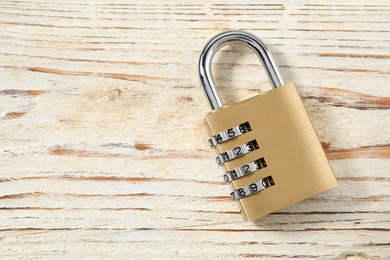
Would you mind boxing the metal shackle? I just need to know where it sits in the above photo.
[198,30,285,110]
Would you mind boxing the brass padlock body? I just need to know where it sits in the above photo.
[204,83,338,221]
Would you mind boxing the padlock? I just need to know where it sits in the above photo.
[198,31,338,221]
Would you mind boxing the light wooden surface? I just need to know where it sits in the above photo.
[0,0,389,259]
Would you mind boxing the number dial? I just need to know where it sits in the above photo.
[224,158,267,182]
[231,176,275,200]
[216,140,258,166]
[209,122,251,148]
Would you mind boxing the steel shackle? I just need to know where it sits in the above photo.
[198,30,285,110]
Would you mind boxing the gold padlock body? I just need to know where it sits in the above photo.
[204,82,338,221]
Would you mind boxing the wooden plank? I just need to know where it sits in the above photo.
[0,0,389,258]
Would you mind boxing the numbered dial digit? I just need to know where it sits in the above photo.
[216,140,258,166]
[209,122,251,148]
[224,157,267,182]
[231,176,275,200]
[249,183,258,192]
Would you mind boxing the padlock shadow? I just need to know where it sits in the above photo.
[251,193,339,230]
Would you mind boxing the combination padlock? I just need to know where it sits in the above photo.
[198,31,338,221]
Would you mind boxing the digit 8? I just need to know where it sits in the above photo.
[238,188,246,198]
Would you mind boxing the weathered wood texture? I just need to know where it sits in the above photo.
[0,0,389,259]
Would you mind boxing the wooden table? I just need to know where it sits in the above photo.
[1,0,389,258]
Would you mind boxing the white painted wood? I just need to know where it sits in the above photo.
[0,0,389,259]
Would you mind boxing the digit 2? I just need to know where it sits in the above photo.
[234,146,242,156]
[242,164,250,173]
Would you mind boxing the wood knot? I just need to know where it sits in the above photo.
[336,252,372,260]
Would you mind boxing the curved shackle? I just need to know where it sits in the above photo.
[198,30,285,110]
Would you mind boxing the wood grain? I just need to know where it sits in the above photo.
[0,0,389,259]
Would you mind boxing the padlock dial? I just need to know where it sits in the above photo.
[216,139,258,166]
[231,176,274,201]
[209,122,251,148]
[224,157,267,182]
